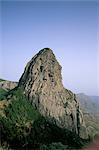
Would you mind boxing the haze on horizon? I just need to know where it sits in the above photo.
[0,1,99,96]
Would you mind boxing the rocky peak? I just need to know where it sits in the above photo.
[19,48,62,89]
[19,48,88,139]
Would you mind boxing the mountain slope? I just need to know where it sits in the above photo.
[90,96,99,108]
[76,93,99,114]
[0,48,89,149]
[0,88,86,149]
[76,93,99,140]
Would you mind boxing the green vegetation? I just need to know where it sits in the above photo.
[0,88,87,149]
[0,88,41,148]
[0,88,7,100]
[39,142,68,150]
[4,88,40,123]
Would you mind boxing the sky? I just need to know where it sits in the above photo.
[0,0,99,96]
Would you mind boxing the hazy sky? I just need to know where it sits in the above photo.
[0,1,99,96]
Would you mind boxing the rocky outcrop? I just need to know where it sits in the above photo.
[0,80,18,91]
[19,48,88,139]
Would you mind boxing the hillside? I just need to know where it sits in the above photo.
[76,93,99,114]
[76,93,99,140]
[90,96,99,107]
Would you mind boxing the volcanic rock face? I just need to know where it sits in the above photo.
[19,48,88,139]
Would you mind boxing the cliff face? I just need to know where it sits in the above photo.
[19,48,88,139]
